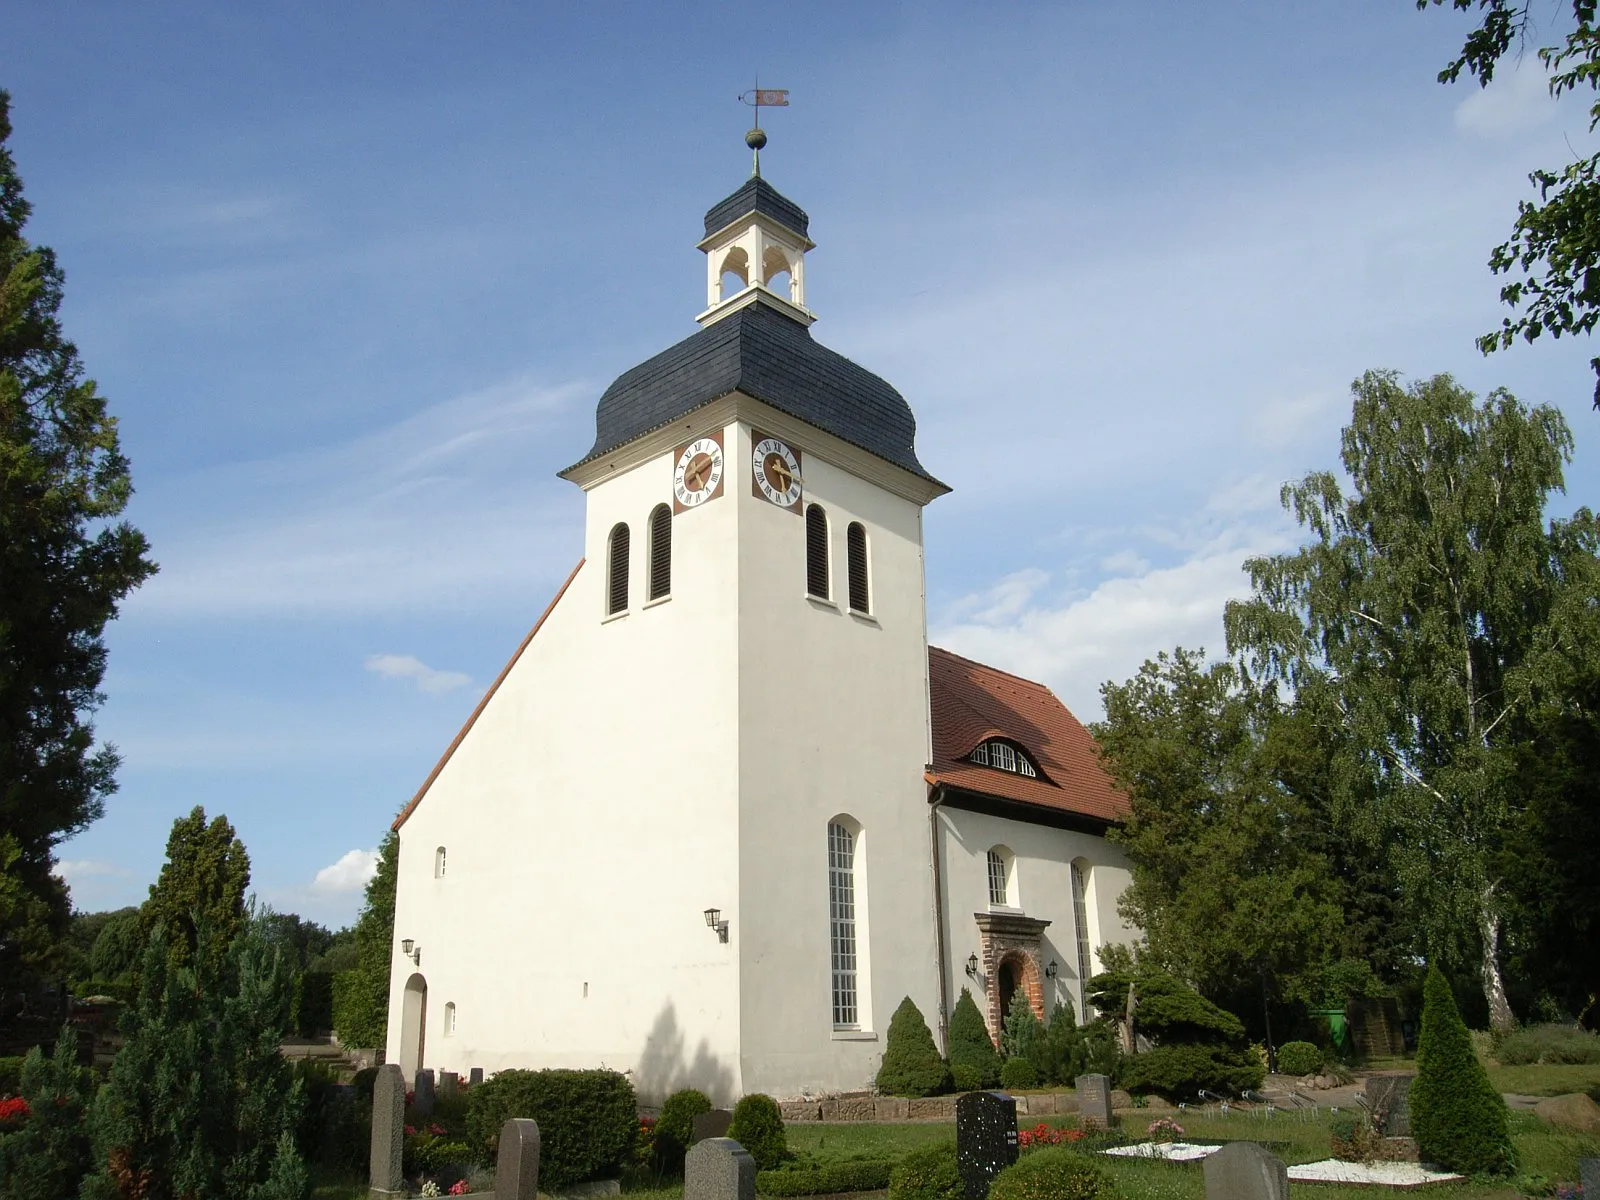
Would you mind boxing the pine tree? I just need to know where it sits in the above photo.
[141,806,251,973]
[1410,965,1515,1176]
[0,1026,98,1200]
[946,988,1000,1088]
[875,997,949,1097]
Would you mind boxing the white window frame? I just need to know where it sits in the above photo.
[1071,860,1094,1019]
[828,821,859,1029]
[434,846,447,879]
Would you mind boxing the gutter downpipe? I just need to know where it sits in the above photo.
[929,781,951,1056]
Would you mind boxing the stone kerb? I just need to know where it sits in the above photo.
[685,1137,756,1200]
[495,1117,540,1200]
[1203,1142,1288,1200]
[369,1063,406,1200]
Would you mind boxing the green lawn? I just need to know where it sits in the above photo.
[1485,1060,1600,1098]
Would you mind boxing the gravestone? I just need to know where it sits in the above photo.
[955,1091,1018,1200]
[691,1109,734,1144]
[685,1137,756,1200]
[469,1067,484,1085]
[369,1063,405,1199]
[1365,1074,1414,1137]
[1076,1073,1113,1129]
[413,1067,436,1117]
[1579,1157,1599,1198]
[1203,1142,1288,1200]
[439,1071,459,1100]
[495,1117,540,1200]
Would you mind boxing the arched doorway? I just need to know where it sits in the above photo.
[399,973,427,1077]
[998,958,1021,1027]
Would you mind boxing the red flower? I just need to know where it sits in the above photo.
[0,1097,30,1122]
[449,1183,470,1196]
[429,1123,448,1136]
[404,1125,417,1136]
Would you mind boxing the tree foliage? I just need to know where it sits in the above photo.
[1421,1,1600,405]
[0,1026,97,1200]
[142,806,251,973]
[1224,370,1598,1030]
[333,831,396,1048]
[1411,965,1516,1175]
[0,90,154,994]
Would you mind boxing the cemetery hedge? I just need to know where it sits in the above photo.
[727,1092,788,1170]
[987,1146,1122,1200]
[756,1159,895,1195]
[886,1140,961,1200]
[653,1087,711,1174]
[465,1067,636,1188]
[1275,1040,1322,1076]
[999,1058,1038,1089]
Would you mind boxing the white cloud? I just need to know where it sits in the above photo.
[1455,58,1559,137]
[55,859,132,884]
[312,848,380,894]
[365,653,472,694]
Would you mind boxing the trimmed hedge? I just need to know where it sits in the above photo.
[757,1160,894,1196]
[888,1141,961,1200]
[728,1093,787,1171]
[987,1147,1121,1200]
[999,1058,1038,1090]
[654,1087,712,1174]
[1118,1042,1264,1101]
[464,1068,636,1188]
[1411,966,1514,1176]
[876,998,949,1098]
[1276,1041,1323,1076]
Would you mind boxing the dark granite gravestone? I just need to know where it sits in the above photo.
[1365,1074,1414,1137]
[684,1138,756,1200]
[1579,1157,1599,1198]
[692,1109,733,1144]
[413,1067,436,1117]
[1203,1141,1288,1200]
[368,1064,405,1199]
[469,1067,484,1086]
[438,1071,459,1100]
[495,1118,540,1200]
[1076,1073,1113,1129]
[956,1091,1018,1200]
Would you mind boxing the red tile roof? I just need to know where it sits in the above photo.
[927,646,1128,824]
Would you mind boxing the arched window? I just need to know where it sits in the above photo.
[986,846,1015,908]
[806,505,829,600]
[827,820,858,1028]
[648,504,672,601]
[846,522,869,613]
[607,522,630,615]
[1071,859,1094,1018]
[443,1001,457,1036]
[434,847,447,879]
[969,739,1038,778]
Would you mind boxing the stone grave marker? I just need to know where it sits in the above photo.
[685,1137,755,1200]
[1203,1141,1288,1200]
[413,1067,435,1117]
[691,1109,734,1144]
[955,1091,1018,1200]
[439,1071,459,1100]
[1579,1157,1599,1197]
[1076,1073,1113,1129]
[470,1067,484,1085]
[1365,1074,1414,1137]
[369,1063,405,1199]
[495,1117,540,1200]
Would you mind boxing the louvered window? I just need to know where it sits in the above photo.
[806,504,829,599]
[846,522,869,612]
[648,504,672,601]
[607,523,630,615]
[828,821,858,1028]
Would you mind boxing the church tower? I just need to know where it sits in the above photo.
[388,144,950,1102]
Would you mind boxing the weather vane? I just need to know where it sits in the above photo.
[739,80,789,177]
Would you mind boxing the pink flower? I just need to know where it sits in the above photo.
[449,1183,470,1196]
[405,1125,417,1136]
[430,1123,448,1136]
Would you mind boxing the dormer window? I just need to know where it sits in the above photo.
[969,739,1037,778]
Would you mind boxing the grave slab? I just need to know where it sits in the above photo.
[1203,1142,1288,1200]
[685,1137,756,1200]
[956,1091,1018,1200]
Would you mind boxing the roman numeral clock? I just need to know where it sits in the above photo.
[672,431,725,512]
[751,431,802,512]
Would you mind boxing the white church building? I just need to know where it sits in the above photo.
[384,161,1139,1103]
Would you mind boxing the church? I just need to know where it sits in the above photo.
[384,148,1139,1103]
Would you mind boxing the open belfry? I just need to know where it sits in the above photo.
[387,112,1138,1102]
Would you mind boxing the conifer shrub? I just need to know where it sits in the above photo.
[947,988,1001,1089]
[1039,1003,1086,1086]
[876,997,951,1097]
[987,1146,1122,1200]
[888,1140,961,1200]
[1276,1041,1323,1076]
[1000,1058,1038,1089]
[653,1087,712,1174]
[727,1093,787,1170]
[0,1056,27,1096]
[1001,1003,1048,1080]
[1410,965,1514,1176]
[0,1027,98,1200]
[1117,1042,1263,1100]
[950,1064,983,1093]
[465,1068,637,1188]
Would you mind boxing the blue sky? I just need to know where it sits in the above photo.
[6,1,1597,927]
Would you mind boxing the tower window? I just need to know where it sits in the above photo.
[434,847,447,879]
[1071,860,1094,1019]
[986,848,1015,907]
[806,505,829,600]
[969,739,1037,777]
[846,522,869,613]
[648,504,672,601]
[607,522,630,615]
[827,820,858,1028]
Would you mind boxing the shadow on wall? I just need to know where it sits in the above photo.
[636,1002,734,1106]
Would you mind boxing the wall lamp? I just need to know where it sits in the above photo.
[399,938,421,966]
[965,953,980,978]
[1045,959,1059,979]
[704,908,729,944]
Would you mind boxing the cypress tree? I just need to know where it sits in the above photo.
[947,988,1001,1088]
[875,997,949,1097]
[1410,965,1514,1176]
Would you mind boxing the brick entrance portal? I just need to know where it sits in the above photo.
[973,911,1052,1045]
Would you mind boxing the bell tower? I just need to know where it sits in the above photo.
[696,131,815,328]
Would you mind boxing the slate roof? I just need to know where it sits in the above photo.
[927,646,1129,825]
[703,176,810,239]
[566,301,939,482]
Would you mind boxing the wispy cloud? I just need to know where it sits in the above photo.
[312,848,380,894]
[1455,58,1559,138]
[365,653,471,694]
[55,859,134,884]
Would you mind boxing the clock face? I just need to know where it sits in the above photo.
[673,434,725,510]
[752,434,803,510]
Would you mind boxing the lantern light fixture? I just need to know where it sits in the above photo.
[965,953,979,978]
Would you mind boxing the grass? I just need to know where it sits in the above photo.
[1485,1060,1600,1097]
